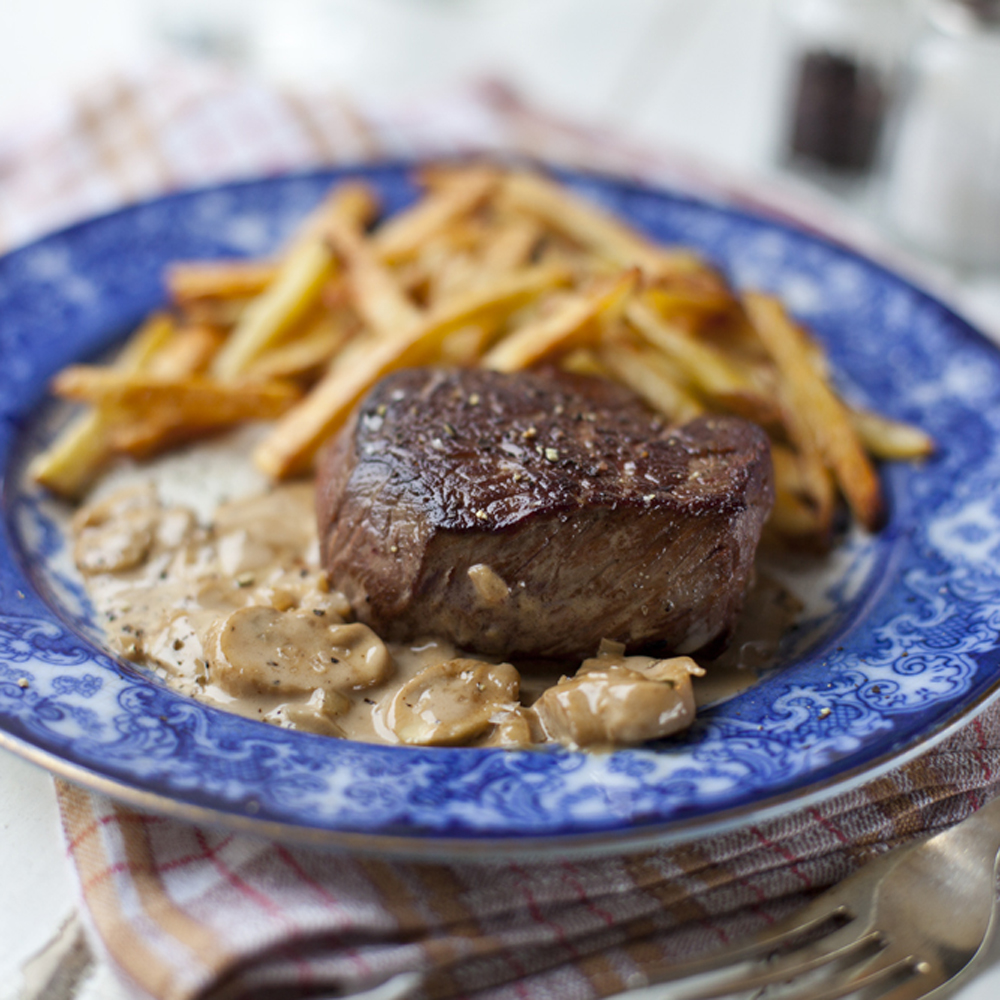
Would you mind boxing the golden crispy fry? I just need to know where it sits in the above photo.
[146,324,225,377]
[598,341,703,423]
[483,270,637,372]
[324,203,422,338]
[374,165,499,263]
[52,368,301,424]
[166,261,279,303]
[769,442,810,497]
[422,263,572,348]
[768,443,836,544]
[643,284,738,321]
[245,315,348,381]
[175,297,250,329]
[29,313,176,498]
[559,347,608,378]
[501,171,709,281]
[745,292,883,531]
[285,181,380,256]
[112,330,337,459]
[110,419,223,459]
[411,215,536,308]
[768,483,831,542]
[209,240,333,378]
[769,363,838,544]
[626,297,779,425]
[439,325,491,366]
[94,315,177,374]
[850,408,935,461]
[534,234,607,279]
[424,248,481,306]
[479,215,542,272]
[211,183,377,380]
[255,264,571,478]
[28,413,112,499]
[792,426,837,542]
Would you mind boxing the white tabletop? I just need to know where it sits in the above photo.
[2,2,1000,998]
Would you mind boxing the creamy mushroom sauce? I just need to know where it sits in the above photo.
[71,482,796,750]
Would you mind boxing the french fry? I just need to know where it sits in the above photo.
[175,297,250,330]
[401,217,506,305]
[284,180,380,257]
[29,313,175,498]
[426,251,482,305]
[146,323,225,377]
[28,412,112,499]
[479,215,542,273]
[501,170,709,281]
[598,340,704,423]
[52,368,301,425]
[255,263,571,477]
[245,315,348,381]
[643,284,738,321]
[768,443,836,544]
[110,419,229,459]
[439,325,492,366]
[324,203,422,338]
[482,270,638,372]
[166,261,279,303]
[374,165,499,263]
[626,297,779,425]
[559,347,609,378]
[745,292,883,531]
[768,481,832,542]
[792,426,837,542]
[850,408,935,461]
[770,392,838,543]
[211,183,377,380]
[209,240,334,379]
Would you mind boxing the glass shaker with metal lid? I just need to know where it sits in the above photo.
[884,0,1000,269]
[775,0,915,187]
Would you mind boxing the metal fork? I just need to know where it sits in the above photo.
[634,794,1000,1000]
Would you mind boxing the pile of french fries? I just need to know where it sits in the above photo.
[31,164,933,548]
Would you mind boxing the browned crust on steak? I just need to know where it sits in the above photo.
[317,367,774,660]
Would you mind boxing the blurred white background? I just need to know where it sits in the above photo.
[0,0,783,171]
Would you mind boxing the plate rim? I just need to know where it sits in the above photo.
[3,684,999,860]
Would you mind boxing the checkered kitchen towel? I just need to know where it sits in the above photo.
[57,720,1000,1000]
[0,58,713,256]
[6,57,1000,1000]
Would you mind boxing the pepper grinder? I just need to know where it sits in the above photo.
[884,0,1000,270]
[775,0,914,189]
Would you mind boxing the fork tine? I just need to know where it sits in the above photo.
[773,954,926,1000]
[660,929,885,1000]
[640,900,853,985]
[862,964,948,1000]
[634,896,869,1000]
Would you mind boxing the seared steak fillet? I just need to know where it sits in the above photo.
[317,367,774,660]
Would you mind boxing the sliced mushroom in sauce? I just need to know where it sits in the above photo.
[386,658,520,746]
[208,609,394,698]
[533,654,703,748]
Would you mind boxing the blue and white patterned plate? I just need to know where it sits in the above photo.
[2,163,999,857]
